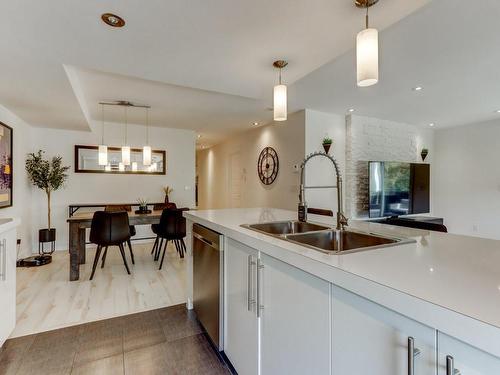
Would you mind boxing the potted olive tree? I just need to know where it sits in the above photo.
[25,150,69,264]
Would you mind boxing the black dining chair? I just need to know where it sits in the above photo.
[89,211,132,280]
[105,205,135,264]
[152,208,187,270]
[151,203,177,257]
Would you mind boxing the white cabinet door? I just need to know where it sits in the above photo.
[0,228,17,347]
[332,285,437,375]
[438,332,500,375]
[224,239,259,375]
[260,253,331,375]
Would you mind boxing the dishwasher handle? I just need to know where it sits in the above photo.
[193,231,220,251]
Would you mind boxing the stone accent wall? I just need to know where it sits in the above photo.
[345,115,426,218]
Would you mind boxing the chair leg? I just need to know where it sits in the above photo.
[176,240,184,258]
[118,244,131,275]
[151,236,159,255]
[156,238,162,260]
[90,245,102,280]
[101,246,108,268]
[127,240,135,264]
[155,238,163,261]
[159,240,169,270]
[180,239,186,258]
[174,240,180,255]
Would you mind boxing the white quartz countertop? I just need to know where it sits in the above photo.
[185,208,500,356]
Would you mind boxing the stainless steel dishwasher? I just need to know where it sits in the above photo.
[192,223,224,351]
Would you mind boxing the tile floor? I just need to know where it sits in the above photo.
[0,304,230,375]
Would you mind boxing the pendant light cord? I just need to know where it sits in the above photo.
[365,3,369,29]
[146,108,149,145]
[101,104,105,145]
[124,106,128,145]
[279,67,282,85]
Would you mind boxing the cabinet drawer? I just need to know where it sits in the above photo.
[332,285,436,375]
[438,332,500,375]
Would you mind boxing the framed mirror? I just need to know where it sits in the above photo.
[74,145,166,175]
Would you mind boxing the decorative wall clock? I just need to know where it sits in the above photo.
[257,147,279,185]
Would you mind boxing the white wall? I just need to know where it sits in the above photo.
[197,111,305,211]
[198,110,435,223]
[346,115,435,218]
[304,110,346,213]
[30,123,196,251]
[0,105,33,257]
[433,119,500,239]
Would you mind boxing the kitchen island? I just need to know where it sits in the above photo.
[184,208,500,375]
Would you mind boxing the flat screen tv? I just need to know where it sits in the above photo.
[369,162,430,218]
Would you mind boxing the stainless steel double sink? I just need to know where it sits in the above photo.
[241,220,414,254]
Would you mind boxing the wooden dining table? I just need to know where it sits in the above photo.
[67,210,163,281]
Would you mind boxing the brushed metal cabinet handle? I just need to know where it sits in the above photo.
[408,337,421,375]
[256,258,264,318]
[247,255,256,311]
[446,355,461,375]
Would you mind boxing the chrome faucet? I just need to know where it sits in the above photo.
[298,151,348,230]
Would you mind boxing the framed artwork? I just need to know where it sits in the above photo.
[0,122,12,208]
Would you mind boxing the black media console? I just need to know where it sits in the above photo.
[371,216,446,232]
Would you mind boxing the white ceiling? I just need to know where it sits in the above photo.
[290,0,500,129]
[0,0,429,144]
[69,66,273,146]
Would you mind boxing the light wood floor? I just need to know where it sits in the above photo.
[13,241,187,338]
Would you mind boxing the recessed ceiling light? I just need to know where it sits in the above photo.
[429,123,435,127]
[252,122,259,126]
[495,110,500,113]
[348,108,355,113]
[412,86,423,91]
[101,13,125,28]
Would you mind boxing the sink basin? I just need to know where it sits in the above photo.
[242,221,330,236]
[286,230,412,254]
[242,220,414,254]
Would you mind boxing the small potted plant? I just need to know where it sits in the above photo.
[421,148,429,161]
[163,185,173,203]
[322,137,333,154]
[136,198,151,214]
[25,150,69,261]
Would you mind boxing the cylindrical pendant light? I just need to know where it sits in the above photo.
[122,146,131,166]
[98,104,108,166]
[143,107,152,166]
[356,0,379,87]
[122,106,131,165]
[273,60,288,122]
[98,145,108,166]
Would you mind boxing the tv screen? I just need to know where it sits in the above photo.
[369,162,430,218]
